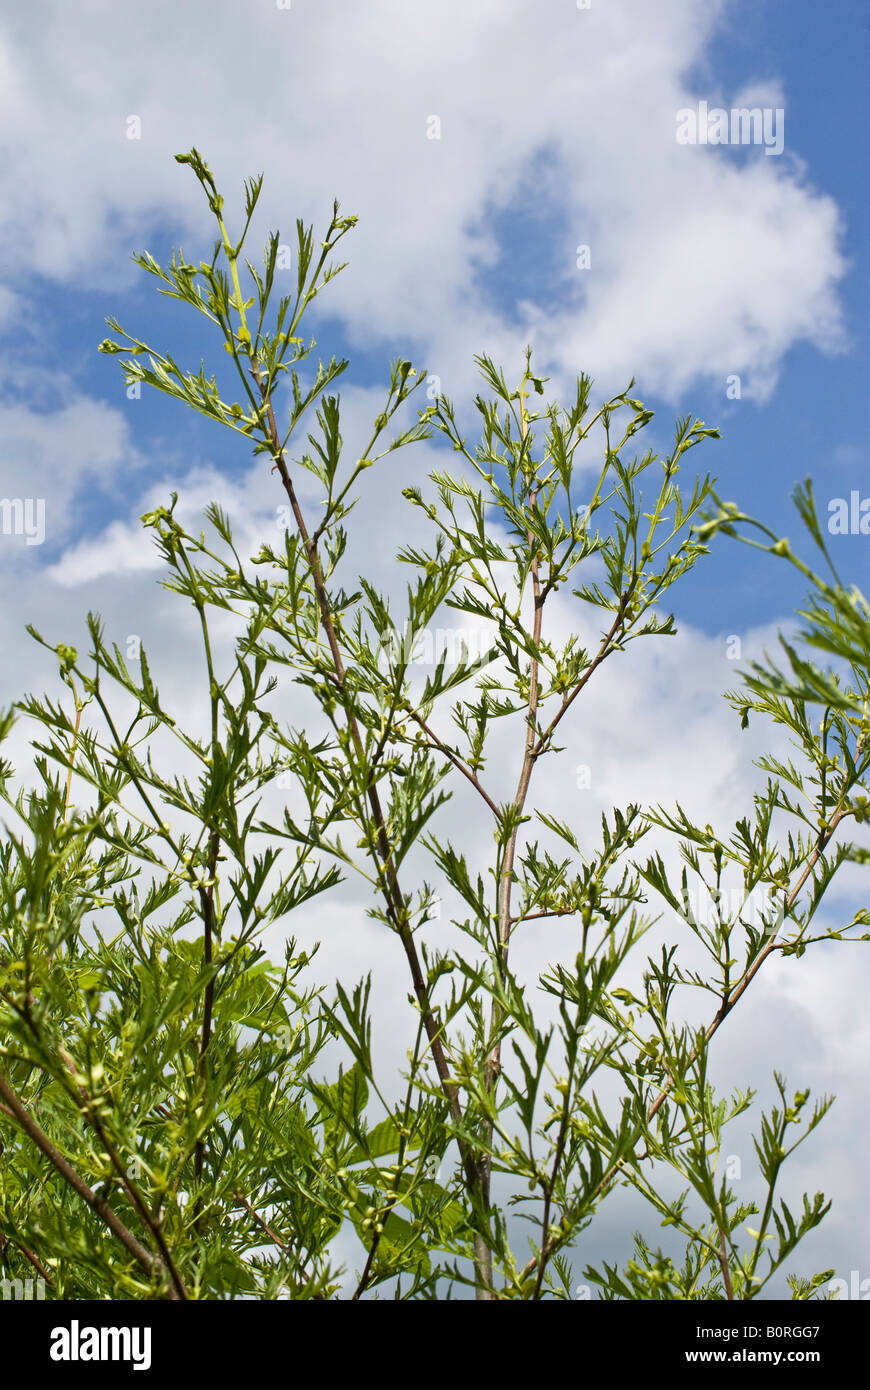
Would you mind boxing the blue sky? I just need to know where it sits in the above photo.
[2,0,865,637]
[675,0,870,626]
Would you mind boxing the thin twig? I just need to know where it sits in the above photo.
[532,1089,573,1300]
[532,592,633,759]
[194,829,220,1227]
[62,698,83,817]
[0,1231,56,1288]
[53,1047,188,1300]
[233,1187,290,1253]
[509,906,579,926]
[403,707,504,822]
[717,1226,735,1300]
[232,1186,326,1297]
[474,381,541,1299]
[252,368,477,1198]
[0,1072,180,1298]
[516,800,851,1290]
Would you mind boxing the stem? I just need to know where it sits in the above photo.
[0,1231,56,1288]
[532,1081,574,1299]
[532,591,634,759]
[231,1186,326,1297]
[401,707,504,822]
[352,1015,425,1301]
[181,565,222,1232]
[475,378,540,1300]
[53,1047,189,1300]
[193,830,220,1224]
[251,369,475,1198]
[717,1224,735,1300]
[515,799,851,1290]
[0,1072,181,1298]
[62,695,83,817]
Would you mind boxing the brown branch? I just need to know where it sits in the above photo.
[18,1241,56,1286]
[233,1187,291,1253]
[232,1187,327,1298]
[473,386,541,1300]
[252,369,474,1192]
[353,1239,382,1300]
[0,1071,180,1298]
[516,801,851,1291]
[53,1047,188,1300]
[3,1024,187,1296]
[510,905,579,926]
[532,591,633,760]
[717,1226,735,1301]
[403,708,504,822]
[193,829,220,1228]
[0,1229,56,1288]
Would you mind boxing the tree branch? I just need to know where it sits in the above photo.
[194,828,221,1227]
[515,800,851,1292]
[402,707,504,822]
[532,591,633,759]
[474,381,541,1299]
[251,368,476,1194]
[0,1071,181,1298]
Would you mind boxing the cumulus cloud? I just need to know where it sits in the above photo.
[0,0,847,402]
[0,396,137,563]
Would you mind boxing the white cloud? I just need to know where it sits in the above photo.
[0,396,137,558]
[0,0,847,401]
[46,516,163,585]
[0,284,19,325]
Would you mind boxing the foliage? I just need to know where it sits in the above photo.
[0,151,866,1300]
